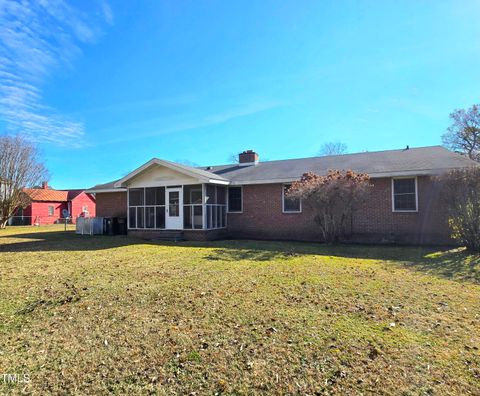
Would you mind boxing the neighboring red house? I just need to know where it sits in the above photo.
[12,182,96,225]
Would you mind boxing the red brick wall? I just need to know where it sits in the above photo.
[227,183,320,241]
[94,178,452,245]
[352,177,450,244]
[95,192,127,218]
[227,177,452,245]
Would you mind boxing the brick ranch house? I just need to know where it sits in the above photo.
[11,182,96,225]
[87,146,477,244]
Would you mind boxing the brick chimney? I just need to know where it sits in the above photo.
[238,150,259,166]
[41,181,49,189]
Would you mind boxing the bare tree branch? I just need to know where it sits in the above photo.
[287,170,372,243]
[439,167,480,250]
[0,135,48,228]
[318,142,348,156]
[442,104,480,161]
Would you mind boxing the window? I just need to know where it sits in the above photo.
[283,184,301,213]
[227,186,242,212]
[48,205,54,216]
[392,177,417,212]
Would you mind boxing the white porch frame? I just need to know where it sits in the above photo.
[127,183,227,231]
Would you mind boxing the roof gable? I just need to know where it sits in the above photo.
[113,158,229,188]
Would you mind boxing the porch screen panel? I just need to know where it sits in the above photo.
[183,184,203,229]
[146,187,165,205]
[129,188,144,206]
[184,206,192,229]
[128,187,166,229]
[156,207,165,229]
[146,207,155,228]
[136,207,144,228]
[204,184,227,230]
[129,207,136,228]
[193,206,203,229]
[206,185,216,204]
[217,186,226,204]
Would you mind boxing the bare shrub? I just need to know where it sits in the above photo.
[439,167,480,250]
[288,170,372,243]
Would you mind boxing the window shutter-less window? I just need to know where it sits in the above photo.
[283,185,301,212]
[228,187,242,212]
[393,178,417,211]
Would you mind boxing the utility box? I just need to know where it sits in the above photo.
[76,217,104,235]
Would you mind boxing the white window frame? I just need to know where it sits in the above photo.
[47,205,54,216]
[391,176,418,213]
[227,186,243,213]
[282,183,302,213]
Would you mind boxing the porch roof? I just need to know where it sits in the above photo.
[112,158,229,189]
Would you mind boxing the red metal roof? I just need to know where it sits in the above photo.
[23,188,69,202]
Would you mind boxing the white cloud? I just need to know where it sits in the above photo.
[0,0,113,146]
[99,100,285,145]
[101,1,114,25]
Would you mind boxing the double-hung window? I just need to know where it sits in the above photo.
[227,186,243,213]
[283,184,301,213]
[392,177,417,212]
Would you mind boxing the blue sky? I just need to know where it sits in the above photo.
[1,1,480,189]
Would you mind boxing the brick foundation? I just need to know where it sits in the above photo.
[183,229,228,241]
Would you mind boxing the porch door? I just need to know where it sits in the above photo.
[165,187,183,229]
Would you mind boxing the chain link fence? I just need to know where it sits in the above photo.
[7,216,74,226]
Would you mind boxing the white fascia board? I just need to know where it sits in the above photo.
[208,179,230,185]
[86,188,127,193]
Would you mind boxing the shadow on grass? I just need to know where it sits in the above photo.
[1,229,479,284]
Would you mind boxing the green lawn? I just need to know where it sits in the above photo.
[1,225,479,395]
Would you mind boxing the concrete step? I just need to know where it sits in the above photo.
[150,230,185,242]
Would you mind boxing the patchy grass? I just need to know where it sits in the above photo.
[0,225,479,395]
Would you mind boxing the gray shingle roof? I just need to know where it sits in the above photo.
[88,146,478,191]
[199,146,477,184]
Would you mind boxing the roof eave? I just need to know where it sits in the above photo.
[86,188,127,193]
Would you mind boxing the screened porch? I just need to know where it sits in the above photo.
[127,184,227,231]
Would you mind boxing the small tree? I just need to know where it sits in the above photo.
[0,135,48,228]
[288,170,372,243]
[319,142,348,156]
[442,104,480,161]
[439,167,480,251]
